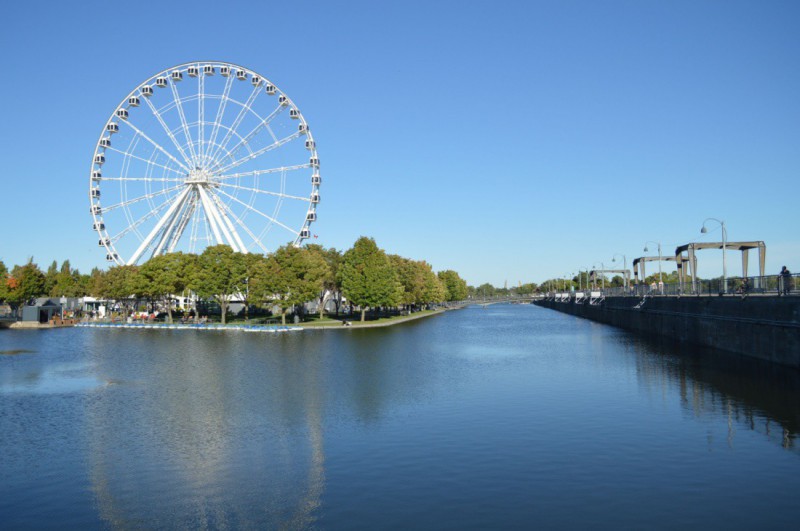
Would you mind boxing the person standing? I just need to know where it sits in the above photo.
[780,266,792,295]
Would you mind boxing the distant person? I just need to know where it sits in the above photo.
[780,266,792,295]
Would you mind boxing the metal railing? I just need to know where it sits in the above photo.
[546,272,798,299]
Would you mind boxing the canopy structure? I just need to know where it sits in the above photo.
[674,241,766,292]
[589,269,631,289]
[632,256,678,284]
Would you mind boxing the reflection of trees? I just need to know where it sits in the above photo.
[85,330,329,528]
[624,335,800,453]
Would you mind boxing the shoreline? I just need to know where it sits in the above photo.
[301,308,452,330]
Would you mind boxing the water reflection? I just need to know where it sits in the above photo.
[2,307,800,528]
[617,334,800,452]
[85,331,330,529]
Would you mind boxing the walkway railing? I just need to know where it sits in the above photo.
[547,272,798,299]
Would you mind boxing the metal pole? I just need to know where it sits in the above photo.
[722,221,727,294]
[657,242,663,286]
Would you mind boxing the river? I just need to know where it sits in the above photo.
[1,304,799,529]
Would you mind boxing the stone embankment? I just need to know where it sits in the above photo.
[535,295,800,368]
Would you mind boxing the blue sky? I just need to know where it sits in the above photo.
[0,0,798,286]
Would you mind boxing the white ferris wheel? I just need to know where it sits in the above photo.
[89,61,321,265]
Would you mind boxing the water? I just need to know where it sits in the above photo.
[1,305,799,529]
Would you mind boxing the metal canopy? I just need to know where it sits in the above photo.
[674,241,766,292]
[632,256,678,283]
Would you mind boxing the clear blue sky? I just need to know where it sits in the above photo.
[1,0,798,286]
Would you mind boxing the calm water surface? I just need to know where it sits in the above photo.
[1,304,799,529]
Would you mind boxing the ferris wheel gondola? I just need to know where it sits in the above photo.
[89,61,321,265]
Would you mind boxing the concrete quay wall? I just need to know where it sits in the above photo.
[535,296,800,368]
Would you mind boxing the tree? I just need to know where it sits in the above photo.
[476,282,496,297]
[420,261,446,304]
[44,260,58,296]
[100,265,140,319]
[0,261,8,302]
[307,245,343,318]
[6,259,46,307]
[389,255,419,309]
[250,245,330,325]
[338,237,399,322]
[438,270,468,301]
[137,253,194,323]
[52,260,81,298]
[86,267,106,298]
[240,252,268,321]
[193,245,246,324]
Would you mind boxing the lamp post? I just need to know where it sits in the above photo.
[644,241,663,288]
[612,253,627,290]
[701,218,727,294]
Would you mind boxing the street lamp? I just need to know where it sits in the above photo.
[701,218,727,293]
[643,241,663,287]
[612,253,627,290]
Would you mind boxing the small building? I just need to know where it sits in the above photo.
[22,298,62,324]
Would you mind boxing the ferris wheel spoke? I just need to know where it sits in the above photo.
[214,130,304,174]
[215,164,312,181]
[169,78,199,166]
[120,117,191,173]
[198,71,205,166]
[216,182,311,202]
[214,187,298,236]
[206,74,235,163]
[109,194,175,242]
[214,198,268,254]
[140,88,194,166]
[98,176,184,183]
[207,104,286,173]
[206,83,262,165]
[101,184,185,214]
[105,146,186,175]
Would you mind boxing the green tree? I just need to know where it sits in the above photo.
[100,265,140,319]
[7,259,46,307]
[0,260,8,302]
[389,255,419,309]
[86,267,106,298]
[251,245,330,325]
[240,252,268,321]
[52,260,80,298]
[138,253,194,323]
[307,245,343,318]
[338,237,399,322]
[193,245,246,324]
[476,282,496,298]
[44,260,58,296]
[438,270,468,301]
[420,261,446,304]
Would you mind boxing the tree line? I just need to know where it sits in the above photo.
[0,237,469,324]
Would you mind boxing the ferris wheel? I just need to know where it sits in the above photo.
[89,61,321,265]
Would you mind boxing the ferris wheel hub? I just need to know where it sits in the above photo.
[185,168,214,185]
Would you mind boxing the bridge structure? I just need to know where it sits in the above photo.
[447,295,535,308]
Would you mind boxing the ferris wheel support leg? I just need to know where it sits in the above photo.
[128,187,192,265]
[153,191,193,256]
[197,185,238,251]
[166,195,198,253]
[212,194,248,253]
